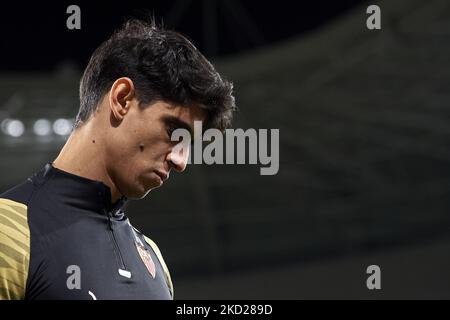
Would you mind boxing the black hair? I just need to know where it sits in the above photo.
[76,19,235,131]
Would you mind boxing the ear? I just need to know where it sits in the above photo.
[109,77,135,122]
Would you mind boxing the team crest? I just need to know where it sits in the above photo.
[135,240,156,279]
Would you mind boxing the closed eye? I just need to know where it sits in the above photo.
[166,125,176,139]
[162,115,195,146]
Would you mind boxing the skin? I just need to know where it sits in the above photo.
[53,77,207,203]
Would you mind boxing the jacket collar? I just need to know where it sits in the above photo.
[33,162,128,216]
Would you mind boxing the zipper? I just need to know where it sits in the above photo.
[106,210,126,271]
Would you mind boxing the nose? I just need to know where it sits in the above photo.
[167,140,190,172]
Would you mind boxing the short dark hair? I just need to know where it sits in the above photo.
[75,19,235,131]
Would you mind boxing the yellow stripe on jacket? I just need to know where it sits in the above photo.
[0,198,30,300]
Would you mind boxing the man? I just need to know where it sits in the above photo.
[0,19,235,300]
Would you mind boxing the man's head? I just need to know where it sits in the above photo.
[73,19,235,200]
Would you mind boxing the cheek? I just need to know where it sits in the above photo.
[138,143,169,167]
[109,124,169,170]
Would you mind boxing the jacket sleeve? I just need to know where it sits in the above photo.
[0,198,30,300]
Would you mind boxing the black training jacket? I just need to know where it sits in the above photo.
[0,163,174,300]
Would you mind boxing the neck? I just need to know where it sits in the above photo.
[52,123,122,203]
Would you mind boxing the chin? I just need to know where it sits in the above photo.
[128,185,158,200]
[125,176,161,199]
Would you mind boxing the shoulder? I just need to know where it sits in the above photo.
[0,197,31,299]
[0,177,35,207]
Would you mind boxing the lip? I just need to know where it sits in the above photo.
[154,170,168,182]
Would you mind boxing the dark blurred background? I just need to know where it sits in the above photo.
[1,0,449,299]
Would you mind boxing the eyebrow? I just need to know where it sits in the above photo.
[162,115,195,138]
